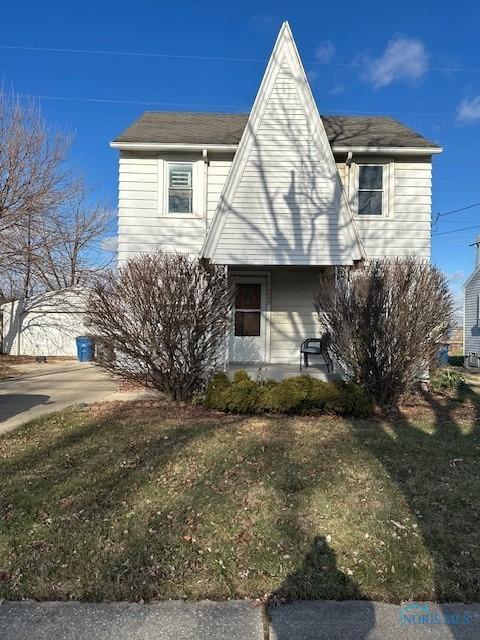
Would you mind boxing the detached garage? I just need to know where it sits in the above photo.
[0,287,88,357]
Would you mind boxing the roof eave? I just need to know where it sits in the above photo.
[110,141,442,155]
[332,145,443,155]
[110,141,238,152]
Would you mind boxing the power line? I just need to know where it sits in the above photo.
[11,99,461,120]
[0,44,265,63]
[433,204,480,233]
[10,92,478,128]
[432,224,480,237]
[18,93,250,110]
[13,92,477,133]
[4,43,480,74]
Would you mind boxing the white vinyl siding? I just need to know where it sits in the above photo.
[207,158,233,223]
[211,59,360,266]
[340,157,432,259]
[269,268,323,364]
[117,152,233,264]
[116,152,433,264]
[464,270,480,355]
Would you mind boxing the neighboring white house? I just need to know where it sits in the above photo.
[1,287,88,357]
[110,22,442,377]
[463,235,480,368]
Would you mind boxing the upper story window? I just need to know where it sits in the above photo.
[168,162,193,214]
[358,165,383,216]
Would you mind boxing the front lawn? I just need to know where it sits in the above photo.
[1,389,479,603]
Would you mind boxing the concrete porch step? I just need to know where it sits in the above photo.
[227,362,340,382]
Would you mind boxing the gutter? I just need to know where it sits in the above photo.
[110,141,443,155]
[110,142,238,152]
[332,145,443,155]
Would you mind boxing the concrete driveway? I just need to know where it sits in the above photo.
[0,362,116,435]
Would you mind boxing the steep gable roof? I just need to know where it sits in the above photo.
[464,268,480,289]
[113,112,441,150]
[202,22,365,266]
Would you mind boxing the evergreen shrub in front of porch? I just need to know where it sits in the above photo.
[204,370,371,417]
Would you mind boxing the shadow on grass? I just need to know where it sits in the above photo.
[266,384,480,638]
[345,384,480,638]
[1,385,479,634]
[0,400,372,606]
[0,401,246,600]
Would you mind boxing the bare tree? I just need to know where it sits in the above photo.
[0,93,70,234]
[34,183,112,290]
[0,94,112,302]
[86,252,233,401]
[314,258,454,406]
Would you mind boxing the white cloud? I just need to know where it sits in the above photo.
[450,287,464,323]
[363,36,429,88]
[448,271,466,283]
[315,40,335,63]
[329,82,345,96]
[101,236,118,252]
[457,96,480,124]
[250,14,276,30]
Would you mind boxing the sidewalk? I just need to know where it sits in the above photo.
[2,600,480,639]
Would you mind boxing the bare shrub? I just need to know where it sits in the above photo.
[86,252,233,401]
[314,258,454,406]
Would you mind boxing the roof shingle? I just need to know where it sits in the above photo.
[113,111,440,150]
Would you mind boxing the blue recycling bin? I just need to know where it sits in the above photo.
[438,344,449,367]
[76,336,95,362]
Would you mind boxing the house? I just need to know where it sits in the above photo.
[1,287,88,357]
[463,235,480,368]
[110,22,442,379]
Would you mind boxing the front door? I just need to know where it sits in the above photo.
[229,277,266,363]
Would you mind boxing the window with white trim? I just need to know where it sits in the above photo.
[168,162,193,214]
[358,164,383,216]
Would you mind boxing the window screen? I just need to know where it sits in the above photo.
[168,163,193,213]
[358,165,383,216]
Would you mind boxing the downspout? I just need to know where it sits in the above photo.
[344,151,361,265]
[203,149,209,238]
[16,297,23,356]
[345,151,353,194]
[203,147,227,369]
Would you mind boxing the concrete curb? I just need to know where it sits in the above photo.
[268,600,480,640]
[0,600,265,640]
[3,600,480,639]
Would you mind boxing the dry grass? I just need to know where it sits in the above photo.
[0,388,479,603]
[0,362,16,380]
[0,369,14,380]
[0,355,77,380]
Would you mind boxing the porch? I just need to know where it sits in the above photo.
[227,361,340,382]
[227,266,337,379]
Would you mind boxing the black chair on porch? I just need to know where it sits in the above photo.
[300,334,333,373]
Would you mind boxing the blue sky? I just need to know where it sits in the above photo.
[2,0,480,308]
